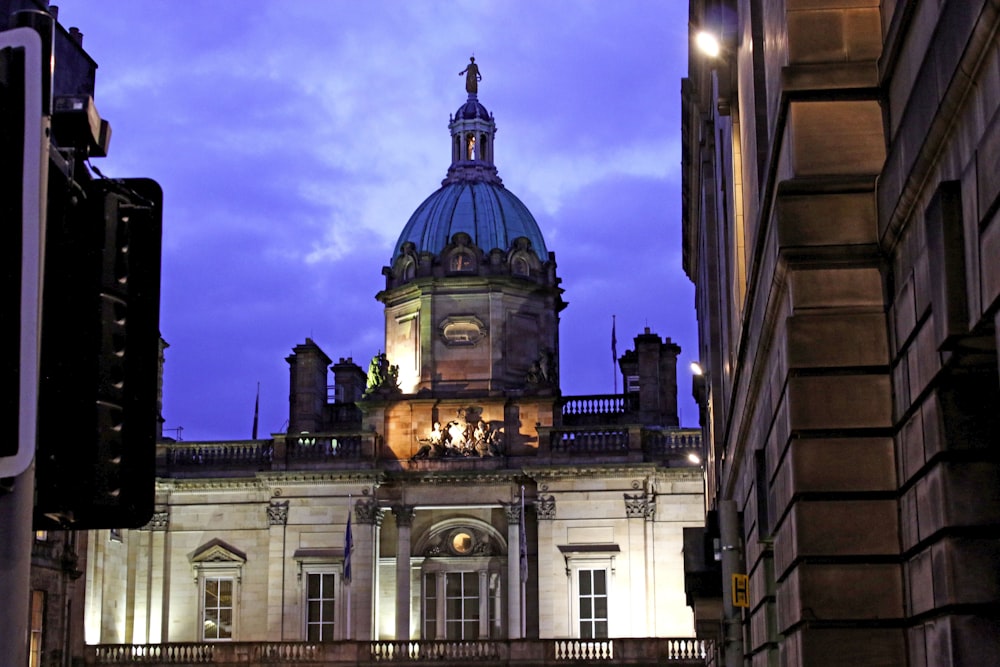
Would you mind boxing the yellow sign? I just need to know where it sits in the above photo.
[732,573,750,608]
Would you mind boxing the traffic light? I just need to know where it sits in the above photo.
[34,176,162,530]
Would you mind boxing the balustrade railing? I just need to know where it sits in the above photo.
[288,434,363,461]
[554,639,614,660]
[562,395,627,417]
[93,643,216,663]
[252,642,321,661]
[550,428,630,455]
[371,640,503,661]
[665,638,710,660]
[642,429,701,458]
[164,442,273,468]
[89,639,713,665]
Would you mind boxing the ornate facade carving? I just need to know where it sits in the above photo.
[414,405,504,459]
[267,500,289,526]
[355,497,385,526]
[624,492,655,520]
[502,501,521,524]
[145,511,169,531]
[392,504,415,528]
[536,495,556,520]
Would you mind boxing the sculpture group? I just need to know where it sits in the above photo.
[414,407,503,459]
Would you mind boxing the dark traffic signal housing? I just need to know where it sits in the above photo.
[34,176,162,530]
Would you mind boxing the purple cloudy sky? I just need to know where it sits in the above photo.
[63,1,697,441]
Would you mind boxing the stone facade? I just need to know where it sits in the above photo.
[682,1,1000,665]
[83,79,706,660]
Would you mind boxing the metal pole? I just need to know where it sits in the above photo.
[0,462,35,666]
[719,500,745,667]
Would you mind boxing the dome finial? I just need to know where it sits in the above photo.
[459,56,481,95]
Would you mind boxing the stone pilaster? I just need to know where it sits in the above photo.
[266,500,288,640]
[503,501,523,639]
[351,497,384,640]
[391,504,415,640]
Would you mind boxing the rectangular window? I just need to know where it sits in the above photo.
[29,590,45,667]
[578,569,608,639]
[444,572,479,640]
[423,573,437,639]
[306,572,336,642]
[203,577,234,640]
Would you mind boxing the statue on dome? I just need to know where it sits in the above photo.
[459,56,481,94]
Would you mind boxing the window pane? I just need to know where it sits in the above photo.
[218,609,232,639]
[308,625,320,642]
[322,601,335,620]
[579,571,591,595]
[218,580,233,605]
[595,596,607,618]
[447,598,462,618]
[595,621,608,639]
[580,621,593,639]
[593,570,606,595]
[446,574,461,596]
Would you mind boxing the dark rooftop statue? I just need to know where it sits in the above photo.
[459,56,481,94]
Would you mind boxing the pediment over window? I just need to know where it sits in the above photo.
[190,538,247,565]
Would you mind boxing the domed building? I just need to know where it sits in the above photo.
[84,67,707,665]
[377,85,563,398]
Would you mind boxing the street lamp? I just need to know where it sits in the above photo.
[694,31,721,58]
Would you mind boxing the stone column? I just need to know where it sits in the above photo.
[391,504,414,640]
[352,497,384,641]
[624,491,651,637]
[266,500,289,640]
[504,502,522,639]
[147,511,169,644]
[478,570,490,638]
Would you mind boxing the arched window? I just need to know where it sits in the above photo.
[450,252,474,272]
[401,258,416,281]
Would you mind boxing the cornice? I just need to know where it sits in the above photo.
[157,478,267,492]
[522,463,702,481]
[257,471,385,486]
[383,469,525,486]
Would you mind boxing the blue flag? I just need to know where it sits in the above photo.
[343,509,353,583]
[519,487,527,583]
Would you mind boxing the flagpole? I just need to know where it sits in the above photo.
[345,494,352,640]
[252,382,260,439]
[611,315,618,394]
[520,485,526,638]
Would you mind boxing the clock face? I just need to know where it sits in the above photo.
[451,531,473,554]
